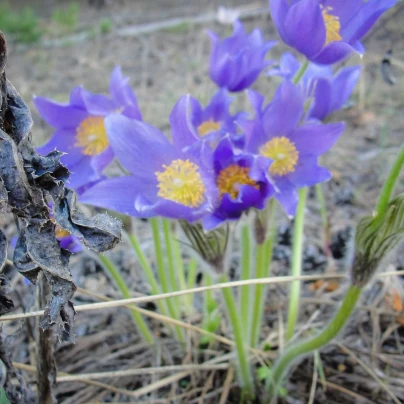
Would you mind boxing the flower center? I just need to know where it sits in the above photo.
[217,164,259,200]
[156,159,206,207]
[197,119,221,136]
[56,227,70,239]
[321,6,342,45]
[75,116,108,156]
[259,137,299,176]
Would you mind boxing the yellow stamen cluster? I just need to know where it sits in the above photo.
[260,136,299,176]
[321,6,342,45]
[217,164,259,200]
[156,159,205,207]
[197,119,221,137]
[75,116,108,156]
[56,227,70,239]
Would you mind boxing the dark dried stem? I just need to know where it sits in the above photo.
[36,273,56,404]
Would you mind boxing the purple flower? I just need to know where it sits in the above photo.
[48,202,83,253]
[56,230,82,253]
[308,65,361,121]
[241,81,345,214]
[35,67,142,189]
[80,115,218,222]
[270,0,397,64]
[203,136,272,230]
[269,52,361,121]
[169,89,245,152]
[208,20,276,91]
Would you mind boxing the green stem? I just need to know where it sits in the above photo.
[375,145,404,218]
[162,219,180,306]
[220,274,253,395]
[292,60,309,85]
[127,230,168,316]
[151,218,184,343]
[187,258,197,306]
[249,241,265,347]
[250,201,277,347]
[204,273,213,316]
[315,183,331,255]
[172,234,193,312]
[315,183,328,234]
[98,254,154,344]
[286,187,308,341]
[267,285,362,397]
[240,225,252,338]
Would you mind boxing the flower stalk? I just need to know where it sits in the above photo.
[286,187,308,341]
[127,230,167,315]
[220,273,253,395]
[172,229,194,313]
[250,200,277,347]
[374,145,404,225]
[240,224,252,339]
[162,219,180,305]
[151,218,185,343]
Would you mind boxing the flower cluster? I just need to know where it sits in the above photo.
[35,67,142,190]
[35,3,395,235]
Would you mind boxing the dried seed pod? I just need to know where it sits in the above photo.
[0,30,124,402]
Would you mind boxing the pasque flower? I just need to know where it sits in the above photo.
[203,136,272,230]
[80,115,217,222]
[241,81,345,214]
[56,230,82,253]
[270,0,397,64]
[208,20,276,91]
[269,52,361,121]
[169,89,245,152]
[35,67,142,189]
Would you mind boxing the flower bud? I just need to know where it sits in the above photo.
[352,194,404,287]
[180,220,229,274]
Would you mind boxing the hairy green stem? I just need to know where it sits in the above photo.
[375,145,404,220]
[286,187,308,341]
[267,285,362,397]
[187,258,197,306]
[151,218,184,343]
[162,219,180,306]
[172,233,193,312]
[127,230,167,316]
[283,58,310,341]
[315,183,328,235]
[292,60,309,84]
[315,183,331,255]
[240,224,252,338]
[98,254,154,344]
[249,241,265,347]
[220,274,253,394]
[250,201,277,347]
[204,273,213,316]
